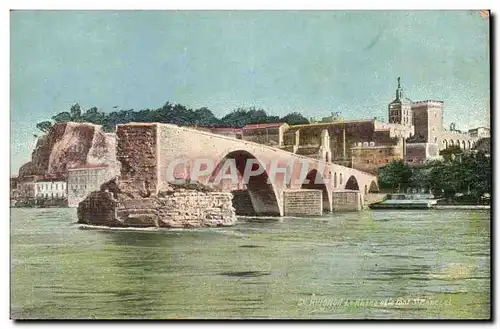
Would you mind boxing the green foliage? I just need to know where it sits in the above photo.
[36,102,311,134]
[473,137,490,154]
[378,160,412,192]
[220,107,279,128]
[82,107,106,125]
[193,107,219,126]
[280,112,310,125]
[409,167,430,190]
[52,111,72,123]
[69,103,82,122]
[439,145,463,162]
[36,121,53,133]
[378,152,491,201]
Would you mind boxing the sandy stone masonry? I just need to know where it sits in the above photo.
[116,123,159,196]
[283,190,323,216]
[77,122,378,227]
[77,189,237,228]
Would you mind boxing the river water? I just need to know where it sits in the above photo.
[10,208,490,319]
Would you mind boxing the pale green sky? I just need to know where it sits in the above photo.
[10,10,490,174]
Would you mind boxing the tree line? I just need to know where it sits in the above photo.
[378,145,491,203]
[35,102,310,134]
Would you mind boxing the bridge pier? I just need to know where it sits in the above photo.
[332,190,362,211]
[282,189,323,216]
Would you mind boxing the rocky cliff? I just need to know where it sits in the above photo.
[18,122,118,179]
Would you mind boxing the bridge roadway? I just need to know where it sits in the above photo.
[115,123,379,216]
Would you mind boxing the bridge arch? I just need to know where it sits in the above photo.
[345,175,360,190]
[368,180,379,192]
[209,150,281,216]
[443,139,448,148]
[301,169,332,212]
[345,175,363,206]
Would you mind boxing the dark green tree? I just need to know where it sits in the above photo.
[220,107,276,128]
[36,121,53,133]
[473,137,491,154]
[409,167,431,191]
[193,107,219,126]
[378,160,413,192]
[280,112,309,125]
[82,107,106,125]
[439,145,463,162]
[467,151,491,200]
[52,111,72,123]
[69,103,82,122]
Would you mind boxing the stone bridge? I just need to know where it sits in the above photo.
[116,123,379,216]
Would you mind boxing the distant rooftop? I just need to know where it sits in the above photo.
[290,119,375,129]
[411,100,444,105]
[211,127,242,132]
[243,123,286,130]
[468,126,490,131]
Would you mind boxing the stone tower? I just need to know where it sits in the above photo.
[388,77,412,127]
[411,100,444,144]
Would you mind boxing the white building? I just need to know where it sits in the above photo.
[468,127,490,139]
[67,164,115,208]
[34,180,67,199]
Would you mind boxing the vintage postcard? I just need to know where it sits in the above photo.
[10,10,491,320]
